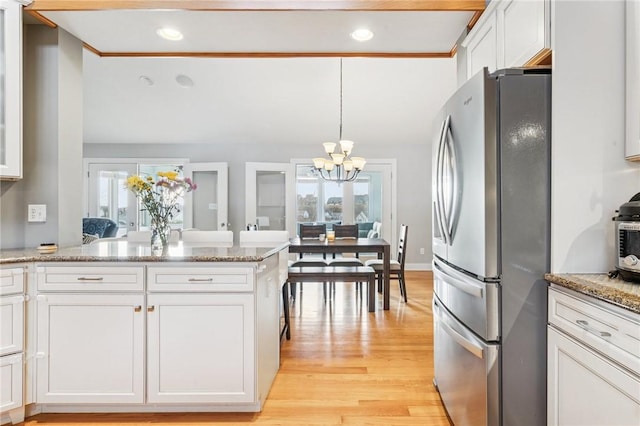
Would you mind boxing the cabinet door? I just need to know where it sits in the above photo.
[0,295,23,356]
[0,0,23,180]
[465,11,498,78]
[147,293,255,404]
[499,0,549,68]
[548,327,640,426]
[0,353,22,412]
[36,294,145,403]
[627,0,640,159]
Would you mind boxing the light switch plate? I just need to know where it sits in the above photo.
[28,204,47,222]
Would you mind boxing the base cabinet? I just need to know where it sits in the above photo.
[36,294,145,404]
[547,328,640,426]
[0,267,25,425]
[146,293,255,404]
[548,287,640,426]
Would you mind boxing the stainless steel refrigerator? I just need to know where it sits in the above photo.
[431,67,551,426]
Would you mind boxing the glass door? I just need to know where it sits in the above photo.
[87,163,137,236]
[183,162,229,230]
[294,162,394,245]
[245,162,295,234]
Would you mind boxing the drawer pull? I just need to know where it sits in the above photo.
[77,277,104,281]
[188,278,213,282]
[148,306,155,312]
[576,319,612,339]
[134,305,142,312]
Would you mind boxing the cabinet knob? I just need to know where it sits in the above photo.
[134,305,142,312]
[147,306,155,312]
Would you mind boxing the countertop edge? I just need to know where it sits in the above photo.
[545,273,640,315]
[0,242,290,265]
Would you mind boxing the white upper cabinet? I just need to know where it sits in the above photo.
[627,0,640,160]
[465,10,498,78]
[498,0,550,68]
[460,0,551,83]
[0,0,23,180]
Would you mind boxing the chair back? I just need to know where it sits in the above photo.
[397,224,409,268]
[367,221,382,239]
[82,217,119,238]
[299,224,326,239]
[182,230,233,243]
[126,230,180,243]
[239,230,289,244]
[333,224,358,239]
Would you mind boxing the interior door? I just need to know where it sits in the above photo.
[87,163,138,236]
[245,162,295,234]
[183,163,228,231]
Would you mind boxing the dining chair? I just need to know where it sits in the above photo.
[239,230,289,245]
[181,230,233,244]
[291,224,328,299]
[365,224,409,303]
[126,230,180,243]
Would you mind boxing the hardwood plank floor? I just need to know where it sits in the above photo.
[24,271,450,425]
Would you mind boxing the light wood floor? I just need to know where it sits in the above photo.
[24,271,450,425]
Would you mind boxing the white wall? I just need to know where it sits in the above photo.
[550,0,640,272]
[0,25,84,249]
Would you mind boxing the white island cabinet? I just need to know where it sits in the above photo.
[25,241,285,415]
[547,286,640,425]
[35,265,145,404]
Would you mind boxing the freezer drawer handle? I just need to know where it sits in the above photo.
[440,314,484,359]
[434,262,483,298]
[188,278,213,282]
[576,319,612,338]
[76,277,104,281]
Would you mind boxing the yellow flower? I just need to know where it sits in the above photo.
[158,171,178,181]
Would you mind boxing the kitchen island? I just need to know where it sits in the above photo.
[0,240,289,425]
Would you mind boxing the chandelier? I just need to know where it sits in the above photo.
[312,59,366,183]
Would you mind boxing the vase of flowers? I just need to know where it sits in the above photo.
[126,170,197,253]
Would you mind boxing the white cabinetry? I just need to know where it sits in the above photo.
[146,259,280,408]
[461,0,550,82]
[626,0,640,160]
[0,267,25,425]
[0,0,24,180]
[465,10,498,78]
[548,286,640,425]
[35,264,145,404]
[146,293,255,403]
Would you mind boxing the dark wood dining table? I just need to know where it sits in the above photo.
[288,237,391,310]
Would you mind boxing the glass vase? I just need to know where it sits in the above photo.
[150,219,171,254]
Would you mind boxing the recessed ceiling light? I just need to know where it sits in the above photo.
[139,75,154,86]
[176,74,194,88]
[156,27,183,41]
[350,28,374,42]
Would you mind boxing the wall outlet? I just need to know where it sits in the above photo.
[419,247,425,255]
[28,204,47,222]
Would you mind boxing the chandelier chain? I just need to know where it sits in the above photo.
[339,58,343,141]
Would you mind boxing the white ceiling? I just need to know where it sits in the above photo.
[38,10,475,55]
[26,5,475,145]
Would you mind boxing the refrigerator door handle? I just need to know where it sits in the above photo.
[435,300,484,359]
[435,117,449,244]
[445,122,459,242]
[434,260,483,298]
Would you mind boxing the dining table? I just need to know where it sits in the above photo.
[288,237,391,310]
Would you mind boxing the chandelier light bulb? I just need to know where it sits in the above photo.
[331,153,345,165]
[339,140,354,155]
[323,142,337,154]
[325,162,335,171]
[312,158,326,169]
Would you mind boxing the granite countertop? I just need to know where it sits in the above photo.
[545,273,640,315]
[0,240,289,264]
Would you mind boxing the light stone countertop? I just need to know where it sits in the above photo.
[0,240,289,265]
[545,273,640,315]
